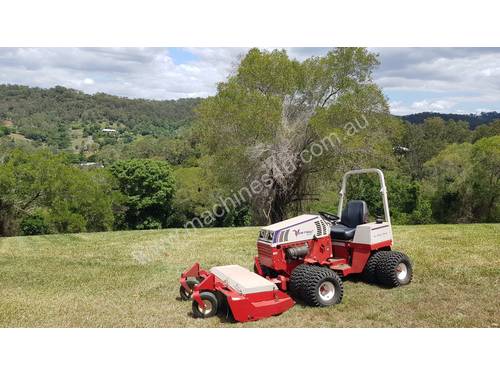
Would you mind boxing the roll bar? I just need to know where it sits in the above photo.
[338,168,391,224]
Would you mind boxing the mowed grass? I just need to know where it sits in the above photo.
[0,224,499,327]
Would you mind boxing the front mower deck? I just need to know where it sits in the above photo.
[210,265,277,294]
[179,263,294,322]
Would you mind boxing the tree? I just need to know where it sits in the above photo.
[20,213,49,235]
[422,143,474,223]
[422,136,499,223]
[470,136,500,221]
[0,149,118,235]
[0,124,10,136]
[402,117,471,179]
[110,159,175,229]
[472,120,500,142]
[198,48,395,224]
[343,171,426,224]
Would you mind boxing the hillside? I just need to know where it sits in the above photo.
[2,85,498,151]
[0,224,498,327]
[401,111,500,129]
[0,84,201,149]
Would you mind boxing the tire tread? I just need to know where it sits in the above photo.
[363,251,387,283]
[376,251,413,287]
[302,265,343,307]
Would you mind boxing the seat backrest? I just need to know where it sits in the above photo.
[341,200,369,228]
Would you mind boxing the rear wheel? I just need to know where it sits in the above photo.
[192,291,219,318]
[302,265,343,307]
[362,251,388,283]
[376,251,413,287]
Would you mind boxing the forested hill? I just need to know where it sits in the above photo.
[401,111,500,129]
[1,47,499,237]
[0,84,201,145]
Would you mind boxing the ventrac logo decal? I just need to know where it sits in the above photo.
[293,229,313,236]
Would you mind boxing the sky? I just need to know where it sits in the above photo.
[0,47,499,115]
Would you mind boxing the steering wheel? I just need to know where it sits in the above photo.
[318,211,340,223]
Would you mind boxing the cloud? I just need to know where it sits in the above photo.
[390,99,457,116]
[373,48,500,114]
[0,47,244,99]
[412,99,456,111]
[0,47,498,115]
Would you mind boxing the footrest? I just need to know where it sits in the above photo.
[331,264,351,270]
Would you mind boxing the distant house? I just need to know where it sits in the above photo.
[394,145,410,153]
[78,162,104,169]
[102,128,117,133]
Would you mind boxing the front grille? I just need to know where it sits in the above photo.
[314,220,328,236]
[257,242,273,258]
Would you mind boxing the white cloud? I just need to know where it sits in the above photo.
[390,99,458,115]
[374,48,500,114]
[0,47,499,115]
[0,47,245,100]
[411,99,455,111]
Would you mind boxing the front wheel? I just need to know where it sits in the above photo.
[192,291,219,318]
[179,285,191,300]
[179,279,199,300]
[302,266,343,307]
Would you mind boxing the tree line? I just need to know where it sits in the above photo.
[0,48,499,236]
[401,111,500,129]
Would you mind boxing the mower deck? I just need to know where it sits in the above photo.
[179,263,294,322]
[210,265,277,294]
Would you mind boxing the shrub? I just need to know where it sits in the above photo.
[20,214,49,235]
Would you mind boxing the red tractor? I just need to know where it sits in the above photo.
[179,169,413,321]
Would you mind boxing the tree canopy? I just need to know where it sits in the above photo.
[0,149,118,235]
[109,159,176,229]
[198,47,399,223]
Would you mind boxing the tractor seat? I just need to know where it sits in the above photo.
[331,200,369,241]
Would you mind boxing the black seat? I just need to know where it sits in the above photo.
[331,200,369,241]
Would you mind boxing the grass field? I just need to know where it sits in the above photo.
[0,224,499,327]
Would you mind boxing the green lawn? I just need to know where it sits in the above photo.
[0,224,499,327]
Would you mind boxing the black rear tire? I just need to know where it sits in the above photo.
[192,291,219,318]
[362,251,388,283]
[302,265,343,307]
[376,251,413,287]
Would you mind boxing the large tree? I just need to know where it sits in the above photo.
[110,159,176,229]
[402,117,471,179]
[422,136,500,223]
[0,149,117,235]
[198,48,398,223]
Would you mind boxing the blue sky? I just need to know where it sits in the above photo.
[0,47,498,115]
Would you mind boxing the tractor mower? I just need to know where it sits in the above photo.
[179,168,413,322]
